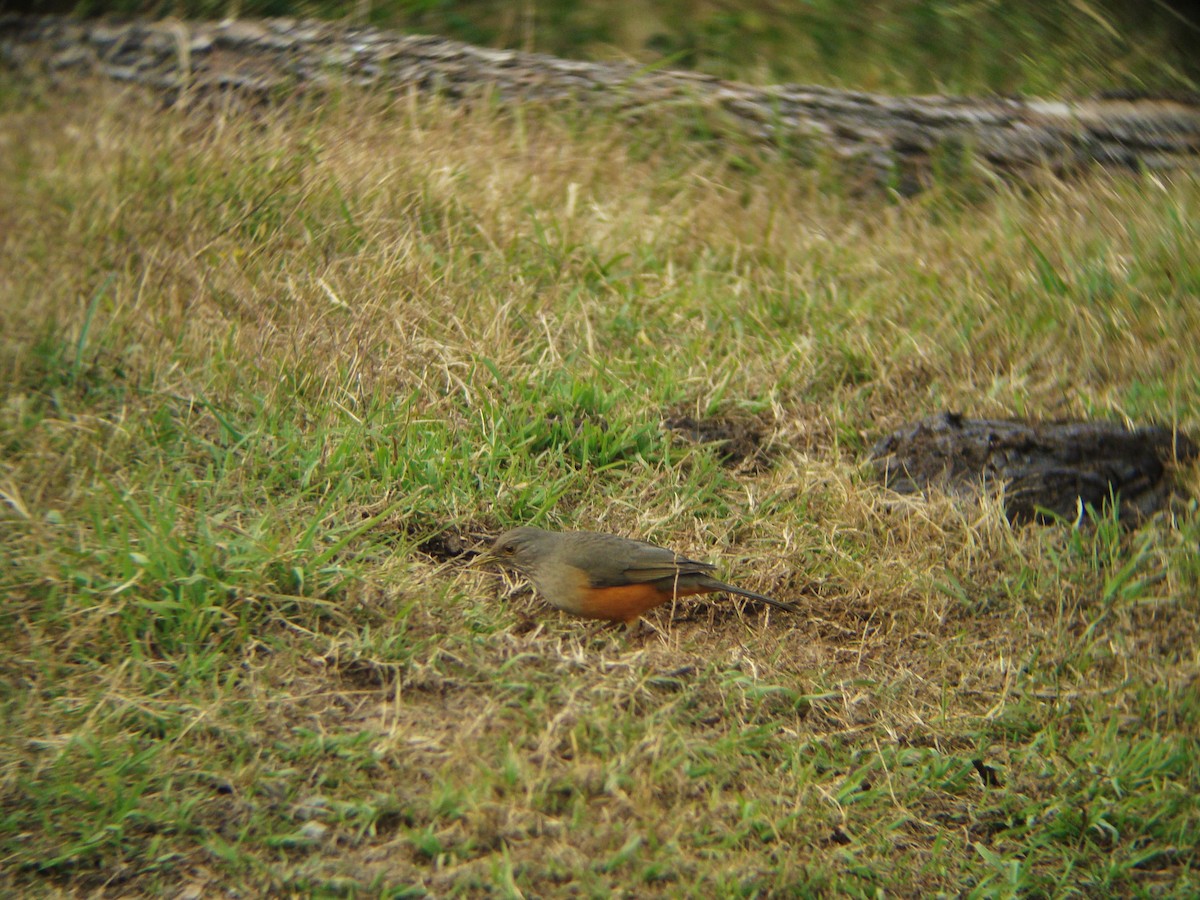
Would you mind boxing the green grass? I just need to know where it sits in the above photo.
[1,62,1198,896]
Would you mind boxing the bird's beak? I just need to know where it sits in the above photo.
[469,547,498,569]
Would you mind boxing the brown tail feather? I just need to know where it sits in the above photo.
[702,578,800,613]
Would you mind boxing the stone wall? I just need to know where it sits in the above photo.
[4,14,1199,187]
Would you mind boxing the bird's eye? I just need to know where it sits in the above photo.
[501,543,517,555]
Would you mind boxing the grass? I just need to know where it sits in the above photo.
[1,66,1198,896]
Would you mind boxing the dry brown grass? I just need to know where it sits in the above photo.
[1,74,1198,896]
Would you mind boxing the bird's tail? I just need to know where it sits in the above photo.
[709,579,800,614]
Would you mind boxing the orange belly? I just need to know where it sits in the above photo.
[573,582,710,624]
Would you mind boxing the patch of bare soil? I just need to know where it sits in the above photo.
[414,527,479,563]
[664,413,775,471]
[870,412,1197,522]
[378,516,487,563]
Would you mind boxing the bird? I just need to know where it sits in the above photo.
[481,525,798,625]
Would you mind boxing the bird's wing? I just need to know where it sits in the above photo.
[622,551,717,582]
[568,533,716,587]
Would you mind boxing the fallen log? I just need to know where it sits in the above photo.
[3,14,1199,187]
[869,412,1197,523]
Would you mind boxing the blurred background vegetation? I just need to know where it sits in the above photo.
[41,0,1200,95]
